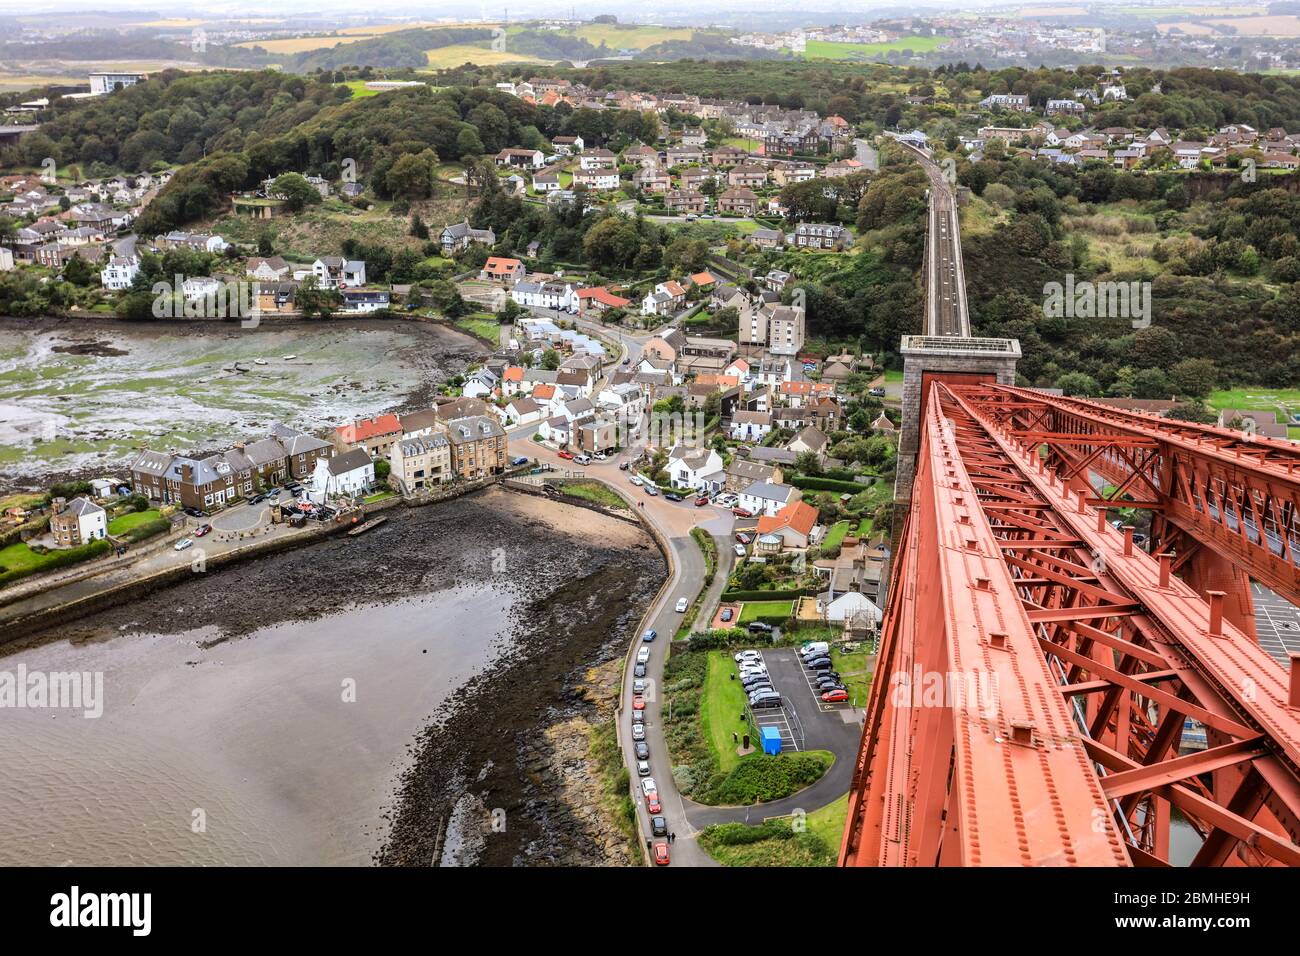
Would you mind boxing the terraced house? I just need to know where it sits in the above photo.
[442,416,508,480]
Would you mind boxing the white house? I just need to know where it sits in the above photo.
[511,281,578,312]
[596,381,646,422]
[100,255,139,290]
[823,590,882,625]
[729,410,773,442]
[737,480,800,518]
[58,497,107,544]
[579,148,617,170]
[667,442,725,494]
[538,415,572,445]
[502,397,545,427]
[462,368,499,399]
[310,448,374,502]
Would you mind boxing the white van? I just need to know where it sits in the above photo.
[799,641,830,658]
[574,453,592,465]
[637,646,651,665]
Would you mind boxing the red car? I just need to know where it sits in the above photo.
[821,688,850,703]
[194,523,212,537]
[735,532,751,544]
[646,793,662,814]
[654,842,670,866]
[731,507,754,518]
[557,450,574,460]
[632,695,646,711]
[694,496,709,507]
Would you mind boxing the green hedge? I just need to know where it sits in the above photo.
[702,752,832,805]
[0,539,111,588]
[789,476,869,494]
[117,517,171,543]
[721,588,814,602]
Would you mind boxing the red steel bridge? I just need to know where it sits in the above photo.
[841,382,1300,866]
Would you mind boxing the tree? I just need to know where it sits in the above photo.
[386,150,437,201]
[540,348,561,371]
[1169,358,1217,400]
[1056,372,1100,397]
[270,173,321,213]
[794,450,822,476]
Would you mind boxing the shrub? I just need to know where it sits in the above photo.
[118,517,171,543]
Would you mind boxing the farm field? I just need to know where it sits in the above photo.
[802,36,950,59]
[237,34,377,54]
[425,44,550,68]
[564,23,696,49]
[1207,388,1300,423]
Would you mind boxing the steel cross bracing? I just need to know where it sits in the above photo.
[841,381,1300,867]
[955,384,1300,621]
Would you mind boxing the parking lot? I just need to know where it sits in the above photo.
[737,647,865,756]
[1251,581,1300,666]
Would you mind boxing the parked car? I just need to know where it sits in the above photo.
[618,461,630,471]
[651,815,667,837]
[593,451,608,461]
[675,597,689,613]
[800,641,830,658]
[173,538,193,551]
[806,657,833,671]
[868,387,886,397]
[644,484,658,496]
[646,793,662,814]
[558,450,574,460]
[641,778,657,796]
[745,683,775,698]
[642,629,657,643]
[694,495,709,506]
[632,723,646,742]
[733,544,747,557]
[632,708,645,725]
[630,475,643,486]
[633,663,646,678]
[821,688,850,703]
[735,532,752,544]
[194,524,212,537]
[637,760,651,776]
[633,678,647,694]
[634,741,649,760]
[248,494,266,505]
[637,647,651,664]
[511,456,529,466]
[748,622,774,634]
[731,507,754,518]
[720,608,734,622]
[632,695,646,711]
[734,650,762,663]
[182,507,205,518]
[664,491,683,502]
[750,691,783,710]
[574,453,592,465]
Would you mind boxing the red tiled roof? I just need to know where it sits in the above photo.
[689,271,716,287]
[336,414,401,444]
[532,383,556,400]
[502,366,525,382]
[576,286,631,307]
[757,501,818,539]
[484,256,523,273]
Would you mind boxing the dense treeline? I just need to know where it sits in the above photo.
[0,71,345,173]
[132,78,660,234]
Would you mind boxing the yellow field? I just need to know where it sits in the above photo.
[1158,13,1300,34]
[336,22,489,35]
[424,44,549,68]
[237,34,378,53]
[570,24,696,49]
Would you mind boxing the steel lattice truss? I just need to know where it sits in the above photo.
[841,383,1300,867]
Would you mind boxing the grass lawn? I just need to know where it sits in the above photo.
[0,542,53,574]
[339,80,381,98]
[739,600,794,624]
[107,508,161,535]
[453,314,503,343]
[831,644,873,706]
[822,520,851,550]
[803,36,949,59]
[1207,387,1300,423]
[363,490,396,504]
[560,480,628,510]
[699,791,850,867]
[701,651,753,774]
